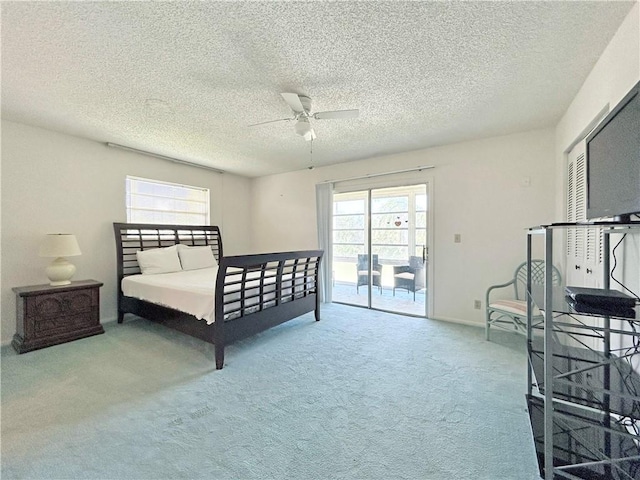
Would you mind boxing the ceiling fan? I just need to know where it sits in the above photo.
[249,93,359,141]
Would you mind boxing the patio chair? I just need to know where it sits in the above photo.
[356,254,383,294]
[392,256,426,300]
[486,260,561,341]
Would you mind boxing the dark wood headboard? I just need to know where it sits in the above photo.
[113,223,223,283]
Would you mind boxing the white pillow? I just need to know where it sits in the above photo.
[177,244,218,271]
[136,245,182,275]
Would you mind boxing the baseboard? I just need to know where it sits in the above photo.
[429,315,483,328]
[100,315,119,325]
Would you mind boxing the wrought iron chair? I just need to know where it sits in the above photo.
[356,254,383,294]
[485,260,562,341]
[392,256,426,300]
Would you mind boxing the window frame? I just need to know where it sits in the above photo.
[125,175,210,226]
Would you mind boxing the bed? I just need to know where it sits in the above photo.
[113,223,323,369]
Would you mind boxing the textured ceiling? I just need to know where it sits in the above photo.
[1,1,636,177]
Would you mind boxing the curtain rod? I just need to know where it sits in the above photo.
[319,165,434,184]
[106,142,225,174]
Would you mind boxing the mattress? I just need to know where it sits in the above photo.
[121,267,291,324]
[122,267,218,324]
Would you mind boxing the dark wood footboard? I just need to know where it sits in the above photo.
[214,251,322,368]
[113,223,323,369]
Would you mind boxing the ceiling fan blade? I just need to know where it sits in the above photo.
[281,93,306,113]
[248,117,292,127]
[313,109,359,120]
[303,127,317,142]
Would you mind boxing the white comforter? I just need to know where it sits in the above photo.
[122,267,218,324]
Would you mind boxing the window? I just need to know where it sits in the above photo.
[333,195,366,259]
[332,185,426,261]
[371,194,410,261]
[126,176,210,225]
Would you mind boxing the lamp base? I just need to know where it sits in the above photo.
[45,257,76,286]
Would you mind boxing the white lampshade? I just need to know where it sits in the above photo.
[39,234,82,258]
[39,234,82,286]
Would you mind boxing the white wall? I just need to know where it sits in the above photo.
[0,120,252,345]
[251,128,556,326]
[554,3,639,293]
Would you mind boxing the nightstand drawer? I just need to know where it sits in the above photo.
[26,289,97,318]
[30,310,99,338]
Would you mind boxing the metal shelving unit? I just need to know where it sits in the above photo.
[526,222,640,480]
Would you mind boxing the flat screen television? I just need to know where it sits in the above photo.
[586,80,640,222]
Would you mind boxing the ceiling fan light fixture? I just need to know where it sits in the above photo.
[294,118,312,137]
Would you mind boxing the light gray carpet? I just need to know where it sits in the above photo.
[1,303,540,479]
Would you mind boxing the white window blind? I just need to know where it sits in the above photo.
[126,176,210,225]
[575,153,586,259]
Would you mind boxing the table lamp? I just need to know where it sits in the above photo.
[39,234,82,286]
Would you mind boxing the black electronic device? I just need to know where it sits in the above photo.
[586,80,640,222]
[565,286,636,308]
[566,296,636,319]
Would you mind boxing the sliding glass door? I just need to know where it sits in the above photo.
[332,191,369,308]
[332,183,428,317]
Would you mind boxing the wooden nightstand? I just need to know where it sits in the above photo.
[12,280,104,353]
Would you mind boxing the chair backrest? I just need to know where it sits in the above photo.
[409,255,426,288]
[357,254,379,269]
[513,260,562,300]
[409,256,424,270]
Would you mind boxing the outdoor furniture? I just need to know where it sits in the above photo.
[485,259,562,341]
[356,254,382,294]
[392,256,425,300]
